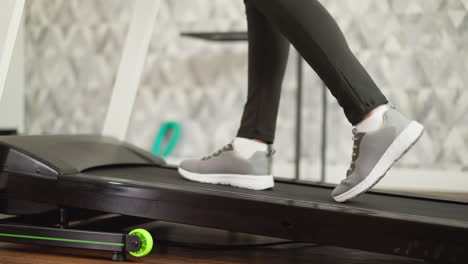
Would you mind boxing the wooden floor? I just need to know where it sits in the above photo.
[0,243,424,264]
[0,222,423,264]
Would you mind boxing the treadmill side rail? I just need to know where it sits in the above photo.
[0,224,141,261]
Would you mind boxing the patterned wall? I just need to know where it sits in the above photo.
[24,0,468,181]
[320,0,468,172]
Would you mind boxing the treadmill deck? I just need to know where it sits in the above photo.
[67,165,468,229]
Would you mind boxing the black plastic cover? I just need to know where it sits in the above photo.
[0,135,165,179]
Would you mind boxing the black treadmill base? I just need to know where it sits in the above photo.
[1,135,467,263]
[0,223,141,261]
[3,170,468,263]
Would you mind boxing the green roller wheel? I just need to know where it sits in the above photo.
[128,228,154,257]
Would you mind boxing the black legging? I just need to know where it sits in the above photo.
[237,0,388,143]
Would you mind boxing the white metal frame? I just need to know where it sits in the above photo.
[0,0,25,103]
[0,0,159,138]
[102,0,161,140]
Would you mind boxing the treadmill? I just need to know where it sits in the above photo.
[1,135,468,263]
[2,1,468,263]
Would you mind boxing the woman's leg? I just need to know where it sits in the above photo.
[236,0,291,144]
[244,0,388,125]
[178,0,287,190]
[179,0,424,197]
[242,0,424,203]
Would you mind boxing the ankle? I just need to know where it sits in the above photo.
[356,104,388,133]
[233,137,268,159]
[251,138,268,144]
[361,104,386,123]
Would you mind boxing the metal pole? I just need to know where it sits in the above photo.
[0,0,25,107]
[102,0,161,140]
[59,208,68,229]
[320,82,327,183]
[295,54,303,181]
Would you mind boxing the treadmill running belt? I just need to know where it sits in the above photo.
[68,165,468,227]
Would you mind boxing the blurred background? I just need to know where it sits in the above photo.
[2,0,467,194]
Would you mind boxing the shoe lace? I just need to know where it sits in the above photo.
[347,128,362,177]
[202,144,233,160]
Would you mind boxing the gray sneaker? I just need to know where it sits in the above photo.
[178,143,275,190]
[332,105,425,203]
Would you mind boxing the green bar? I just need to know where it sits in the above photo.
[0,233,124,247]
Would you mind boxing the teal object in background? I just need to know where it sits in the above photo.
[152,122,181,157]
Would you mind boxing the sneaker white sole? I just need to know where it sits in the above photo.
[178,167,274,191]
[333,121,425,203]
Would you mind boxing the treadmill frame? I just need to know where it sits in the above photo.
[2,169,468,264]
[0,223,141,261]
[1,134,467,263]
[0,206,142,262]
